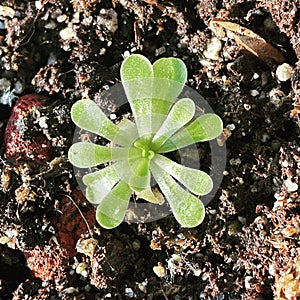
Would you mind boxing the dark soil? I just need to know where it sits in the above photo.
[0,0,299,299]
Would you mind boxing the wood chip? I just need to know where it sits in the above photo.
[210,19,285,64]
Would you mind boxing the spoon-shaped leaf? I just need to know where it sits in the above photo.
[152,154,213,195]
[120,54,153,83]
[83,162,122,204]
[96,181,132,229]
[151,98,195,150]
[68,142,129,168]
[153,57,187,84]
[158,113,223,153]
[151,57,188,125]
[150,162,205,227]
[151,58,188,133]
[71,99,134,146]
[120,54,153,135]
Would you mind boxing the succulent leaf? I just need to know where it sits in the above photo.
[153,57,187,84]
[158,113,223,153]
[150,161,205,228]
[151,98,195,150]
[68,142,128,168]
[152,154,213,195]
[83,163,121,204]
[96,181,132,229]
[120,54,153,82]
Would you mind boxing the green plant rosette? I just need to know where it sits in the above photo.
[68,54,223,229]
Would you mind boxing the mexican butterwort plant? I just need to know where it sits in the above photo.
[68,54,223,229]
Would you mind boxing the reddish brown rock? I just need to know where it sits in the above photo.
[54,189,96,257]
[5,94,52,164]
[23,244,68,282]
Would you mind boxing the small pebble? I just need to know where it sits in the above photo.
[284,179,298,192]
[123,50,130,58]
[38,116,48,129]
[35,1,43,10]
[99,48,106,55]
[0,236,11,245]
[250,186,258,193]
[137,281,147,293]
[282,160,289,168]
[51,8,62,19]
[229,158,241,166]
[0,77,11,91]
[0,79,17,106]
[97,9,118,33]
[265,117,272,124]
[243,103,251,111]
[153,264,166,277]
[72,12,80,24]
[226,123,235,131]
[61,287,78,294]
[268,264,275,276]
[82,16,93,26]
[59,27,76,40]
[14,80,24,94]
[269,88,286,107]
[125,287,135,298]
[0,5,15,18]
[261,133,270,143]
[202,273,209,281]
[155,46,166,56]
[250,89,259,97]
[44,20,57,30]
[75,262,88,277]
[76,238,98,256]
[57,14,67,23]
[252,73,260,80]
[177,233,185,239]
[276,63,293,82]
[203,37,222,60]
[245,276,252,290]
[0,21,5,29]
[109,113,117,120]
[238,216,247,224]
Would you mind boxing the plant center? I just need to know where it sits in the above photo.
[133,139,155,160]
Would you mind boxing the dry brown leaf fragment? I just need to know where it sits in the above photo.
[210,19,285,64]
